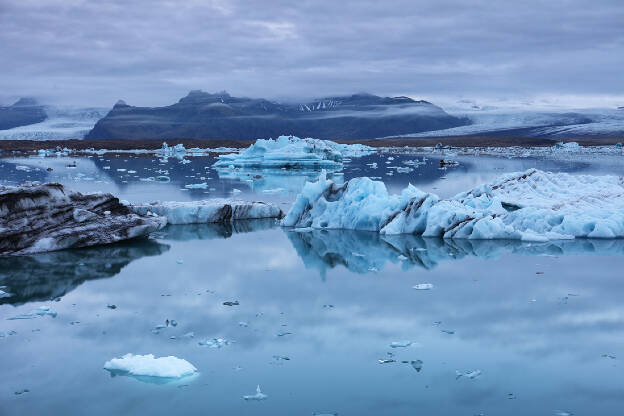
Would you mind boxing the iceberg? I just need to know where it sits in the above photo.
[130,199,283,225]
[103,353,197,380]
[282,169,624,241]
[0,183,166,256]
[213,135,374,169]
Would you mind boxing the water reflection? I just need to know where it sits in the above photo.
[215,167,342,195]
[287,228,624,276]
[0,239,169,305]
[155,219,280,241]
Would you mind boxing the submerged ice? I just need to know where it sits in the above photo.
[213,135,373,169]
[283,169,624,241]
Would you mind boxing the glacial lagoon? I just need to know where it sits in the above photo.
[2,148,624,415]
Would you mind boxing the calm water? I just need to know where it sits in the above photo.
[1,149,624,415]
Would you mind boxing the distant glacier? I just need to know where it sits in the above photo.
[0,106,108,140]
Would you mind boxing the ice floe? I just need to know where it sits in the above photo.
[130,199,283,225]
[103,353,197,380]
[283,169,624,241]
[213,135,374,169]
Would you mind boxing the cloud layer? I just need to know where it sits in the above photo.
[1,0,623,107]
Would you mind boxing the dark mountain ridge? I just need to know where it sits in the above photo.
[86,91,470,140]
[0,97,47,130]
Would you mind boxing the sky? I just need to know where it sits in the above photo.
[1,0,623,108]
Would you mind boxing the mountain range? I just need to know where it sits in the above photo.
[0,98,47,130]
[85,91,469,140]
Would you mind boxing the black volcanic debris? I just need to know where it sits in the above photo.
[86,91,470,140]
[0,98,47,130]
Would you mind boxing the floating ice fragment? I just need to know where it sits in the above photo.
[14,389,30,395]
[312,412,339,416]
[390,341,413,348]
[272,355,290,361]
[456,369,482,379]
[276,332,293,337]
[243,385,268,401]
[554,411,574,416]
[107,304,117,309]
[176,259,184,264]
[441,329,455,335]
[198,337,234,348]
[8,306,57,320]
[223,301,239,306]
[185,183,208,189]
[0,288,12,298]
[104,353,197,380]
[238,321,249,327]
[413,283,433,290]
[378,359,396,364]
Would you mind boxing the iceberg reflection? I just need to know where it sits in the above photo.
[215,167,343,195]
[0,239,169,305]
[287,228,624,276]
[155,218,280,241]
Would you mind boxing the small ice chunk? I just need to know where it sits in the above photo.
[390,341,413,348]
[413,283,433,290]
[103,353,197,379]
[223,301,239,306]
[8,306,57,320]
[456,369,482,379]
[243,385,268,401]
[378,359,396,364]
[198,337,234,348]
[185,183,208,189]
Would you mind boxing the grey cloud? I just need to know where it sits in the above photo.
[1,0,623,106]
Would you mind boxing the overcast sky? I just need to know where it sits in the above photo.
[1,0,623,108]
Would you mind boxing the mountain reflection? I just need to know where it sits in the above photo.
[287,229,624,276]
[0,239,169,305]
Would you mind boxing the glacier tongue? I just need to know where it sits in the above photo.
[0,183,166,256]
[282,169,624,241]
[130,199,283,225]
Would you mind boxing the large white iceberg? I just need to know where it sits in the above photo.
[282,169,624,241]
[103,353,197,379]
[213,135,374,169]
[130,199,283,225]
